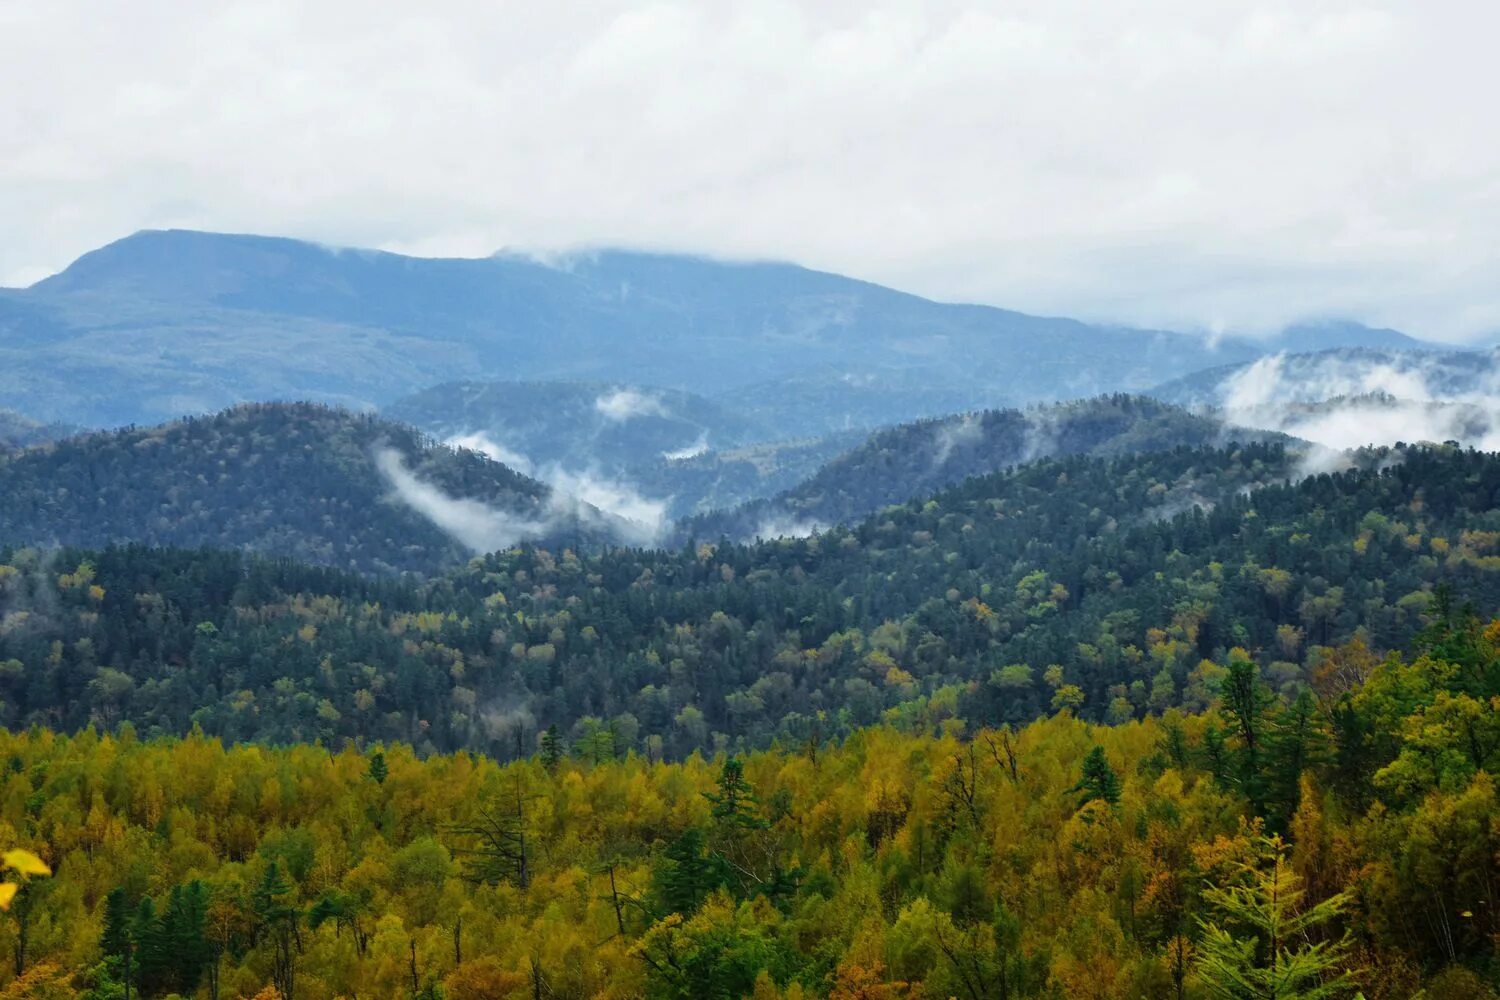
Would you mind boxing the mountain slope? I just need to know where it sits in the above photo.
[5,229,1430,430]
[2,441,1493,757]
[681,394,1283,539]
[0,402,618,573]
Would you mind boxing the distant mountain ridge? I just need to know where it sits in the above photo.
[2,229,1435,430]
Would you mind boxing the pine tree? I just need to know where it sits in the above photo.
[1070,746,1122,807]
[131,896,169,995]
[100,888,132,959]
[1220,657,1275,814]
[161,880,212,994]
[1195,835,1358,999]
[367,750,388,785]
[252,862,298,1000]
[704,757,764,833]
[100,887,134,999]
[652,828,725,916]
[539,725,565,771]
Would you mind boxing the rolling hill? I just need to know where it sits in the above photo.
[0,402,625,573]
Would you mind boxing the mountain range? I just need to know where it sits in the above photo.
[2,229,1431,431]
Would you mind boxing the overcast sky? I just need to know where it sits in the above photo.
[2,1,1497,340]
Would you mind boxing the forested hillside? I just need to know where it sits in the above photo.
[3,442,1497,759]
[0,607,1494,998]
[683,395,1282,540]
[0,403,614,575]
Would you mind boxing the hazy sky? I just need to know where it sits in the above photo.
[3,1,1497,340]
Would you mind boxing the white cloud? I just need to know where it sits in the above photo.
[442,430,670,543]
[3,2,1499,339]
[444,431,535,475]
[662,433,709,460]
[595,388,668,422]
[541,465,669,544]
[1216,350,1500,452]
[374,447,549,552]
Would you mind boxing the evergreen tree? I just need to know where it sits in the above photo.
[131,896,169,994]
[1070,746,1122,807]
[1195,836,1357,999]
[1220,658,1275,813]
[252,862,298,1000]
[100,888,132,959]
[652,828,724,917]
[704,758,763,833]
[100,887,134,999]
[367,750,387,785]
[539,725,565,771]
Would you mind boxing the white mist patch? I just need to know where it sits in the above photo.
[440,431,671,546]
[663,433,709,461]
[595,388,668,422]
[540,465,669,545]
[375,448,549,552]
[1019,409,1064,464]
[752,515,827,541]
[931,413,982,468]
[445,431,535,475]
[1218,350,1500,452]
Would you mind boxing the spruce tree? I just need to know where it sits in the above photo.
[1195,835,1357,999]
[1071,746,1123,807]
[539,725,565,771]
[704,757,763,833]
[100,887,134,999]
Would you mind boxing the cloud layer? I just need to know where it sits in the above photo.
[4,2,1499,339]
[1218,351,1500,451]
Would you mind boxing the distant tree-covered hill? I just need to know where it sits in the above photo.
[3,441,1495,758]
[0,406,76,450]
[682,394,1285,540]
[0,402,624,573]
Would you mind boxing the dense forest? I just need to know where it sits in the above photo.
[0,601,1495,998]
[0,403,620,575]
[682,395,1282,541]
[3,442,1498,760]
